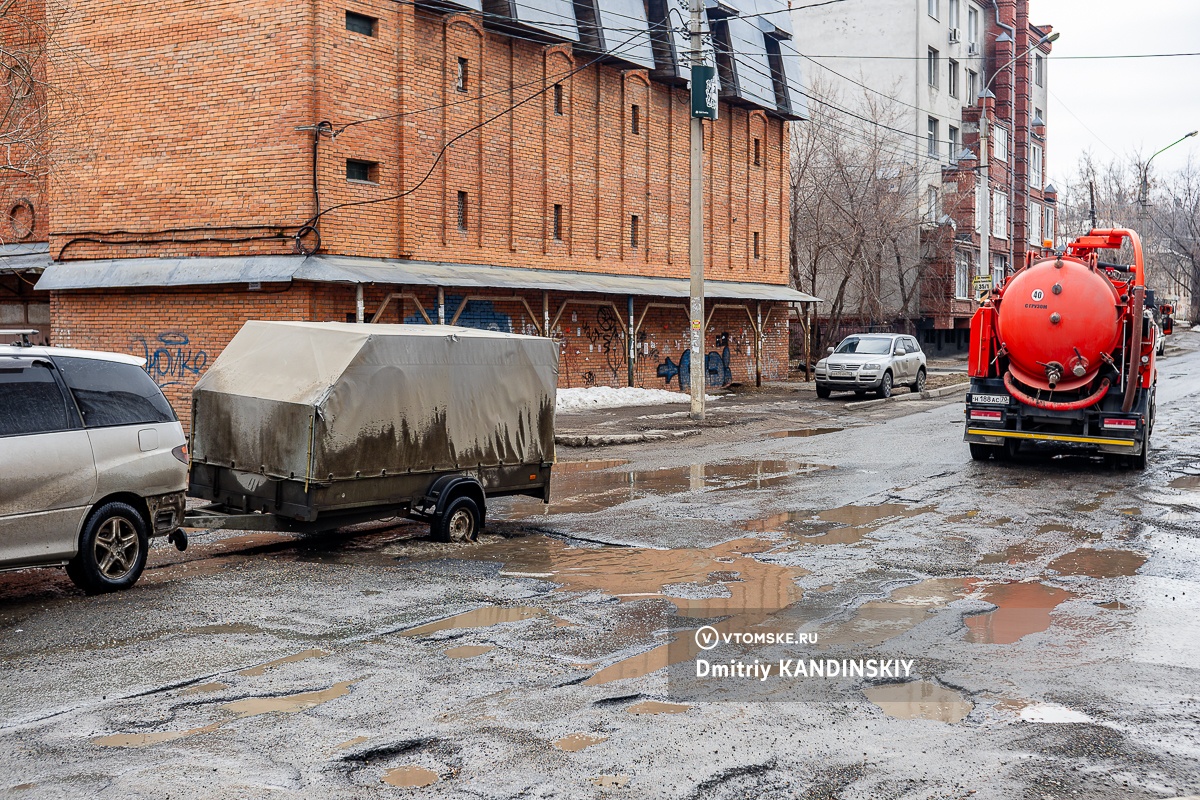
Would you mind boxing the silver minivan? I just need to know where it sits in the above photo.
[0,334,187,593]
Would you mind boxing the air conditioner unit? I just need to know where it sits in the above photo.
[949,28,960,43]
[967,41,979,54]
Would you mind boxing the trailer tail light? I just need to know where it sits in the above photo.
[969,409,1003,422]
[1102,417,1137,431]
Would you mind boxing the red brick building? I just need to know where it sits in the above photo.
[921,0,1057,351]
[0,0,814,424]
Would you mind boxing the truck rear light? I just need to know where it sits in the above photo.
[969,409,1002,421]
[1101,418,1137,431]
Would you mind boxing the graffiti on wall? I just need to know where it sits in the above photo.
[581,306,625,379]
[656,345,733,391]
[133,332,208,389]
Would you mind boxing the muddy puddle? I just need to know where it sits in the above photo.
[503,459,832,516]
[444,645,495,659]
[417,534,806,685]
[382,765,439,788]
[1046,548,1146,579]
[401,607,544,637]
[864,680,973,723]
[95,681,358,748]
[980,541,1052,565]
[590,775,630,788]
[742,502,934,546]
[766,427,843,438]
[1073,490,1117,513]
[821,578,968,648]
[554,733,607,752]
[1169,474,1200,491]
[334,735,369,750]
[238,649,328,677]
[221,680,355,717]
[964,582,1075,644]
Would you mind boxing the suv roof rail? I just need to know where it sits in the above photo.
[0,329,38,347]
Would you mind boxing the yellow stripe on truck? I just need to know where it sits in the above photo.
[965,428,1137,447]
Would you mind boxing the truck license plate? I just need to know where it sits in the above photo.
[972,394,1009,405]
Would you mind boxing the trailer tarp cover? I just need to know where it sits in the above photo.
[191,321,558,482]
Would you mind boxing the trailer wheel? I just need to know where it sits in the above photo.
[969,443,991,461]
[66,501,149,594]
[433,495,481,543]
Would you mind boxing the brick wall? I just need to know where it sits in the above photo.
[0,0,49,246]
[43,0,792,288]
[51,284,788,431]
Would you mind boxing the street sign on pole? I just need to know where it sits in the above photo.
[691,65,718,121]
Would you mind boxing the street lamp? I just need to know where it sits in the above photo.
[978,31,1060,290]
[1139,131,1198,206]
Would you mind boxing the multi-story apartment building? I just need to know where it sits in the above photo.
[0,0,813,423]
[794,0,1054,352]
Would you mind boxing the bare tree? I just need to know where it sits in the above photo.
[790,85,934,348]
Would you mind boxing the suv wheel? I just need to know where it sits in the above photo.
[911,367,926,393]
[877,371,893,399]
[816,385,831,399]
[66,501,149,594]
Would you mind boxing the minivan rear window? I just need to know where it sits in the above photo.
[55,357,177,428]
[0,363,71,436]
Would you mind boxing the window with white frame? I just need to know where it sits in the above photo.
[928,0,938,19]
[949,0,960,29]
[948,125,960,160]
[1030,142,1043,189]
[927,185,939,219]
[955,251,971,299]
[992,190,1007,239]
[993,125,1008,162]
[1029,200,1042,244]
[1035,53,1045,86]
[994,254,1008,277]
[967,6,978,46]
[948,59,959,98]
[966,69,978,103]
[928,48,939,87]
[927,117,940,158]
[1044,205,1055,243]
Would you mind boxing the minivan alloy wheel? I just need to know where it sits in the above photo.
[94,517,140,580]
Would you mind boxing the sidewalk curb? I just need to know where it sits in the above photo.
[556,429,702,447]
[845,382,970,411]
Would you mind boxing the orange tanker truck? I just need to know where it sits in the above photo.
[964,228,1169,469]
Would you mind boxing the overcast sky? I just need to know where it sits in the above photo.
[1036,0,1200,185]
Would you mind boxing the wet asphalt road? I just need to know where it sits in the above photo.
[3,336,1200,799]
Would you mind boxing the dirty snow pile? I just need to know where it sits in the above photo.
[1192,324,1200,332]
[556,386,719,412]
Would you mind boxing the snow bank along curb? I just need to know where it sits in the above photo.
[844,382,970,410]
[556,430,702,447]
[557,386,719,413]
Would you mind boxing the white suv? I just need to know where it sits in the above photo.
[0,332,187,593]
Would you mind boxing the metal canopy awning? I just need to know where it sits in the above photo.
[0,242,51,274]
[37,253,821,303]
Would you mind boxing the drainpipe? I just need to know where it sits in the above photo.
[627,295,635,387]
[994,4,1017,279]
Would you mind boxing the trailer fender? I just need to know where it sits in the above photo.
[422,475,487,521]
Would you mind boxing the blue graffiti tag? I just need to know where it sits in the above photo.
[133,332,208,389]
[657,346,733,391]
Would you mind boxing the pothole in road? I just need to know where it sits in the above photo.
[501,460,833,516]
[963,582,1075,645]
[382,765,440,788]
[625,700,690,715]
[1073,490,1117,513]
[400,607,545,637]
[238,649,328,677]
[1046,548,1147,579]
[863,680,973,723]
[443,645,495,659]
[821,578,968,648]
[766,427,843,438]
[1169,474,1200,490]
[553,733,608,752]
[741,503,935,546]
